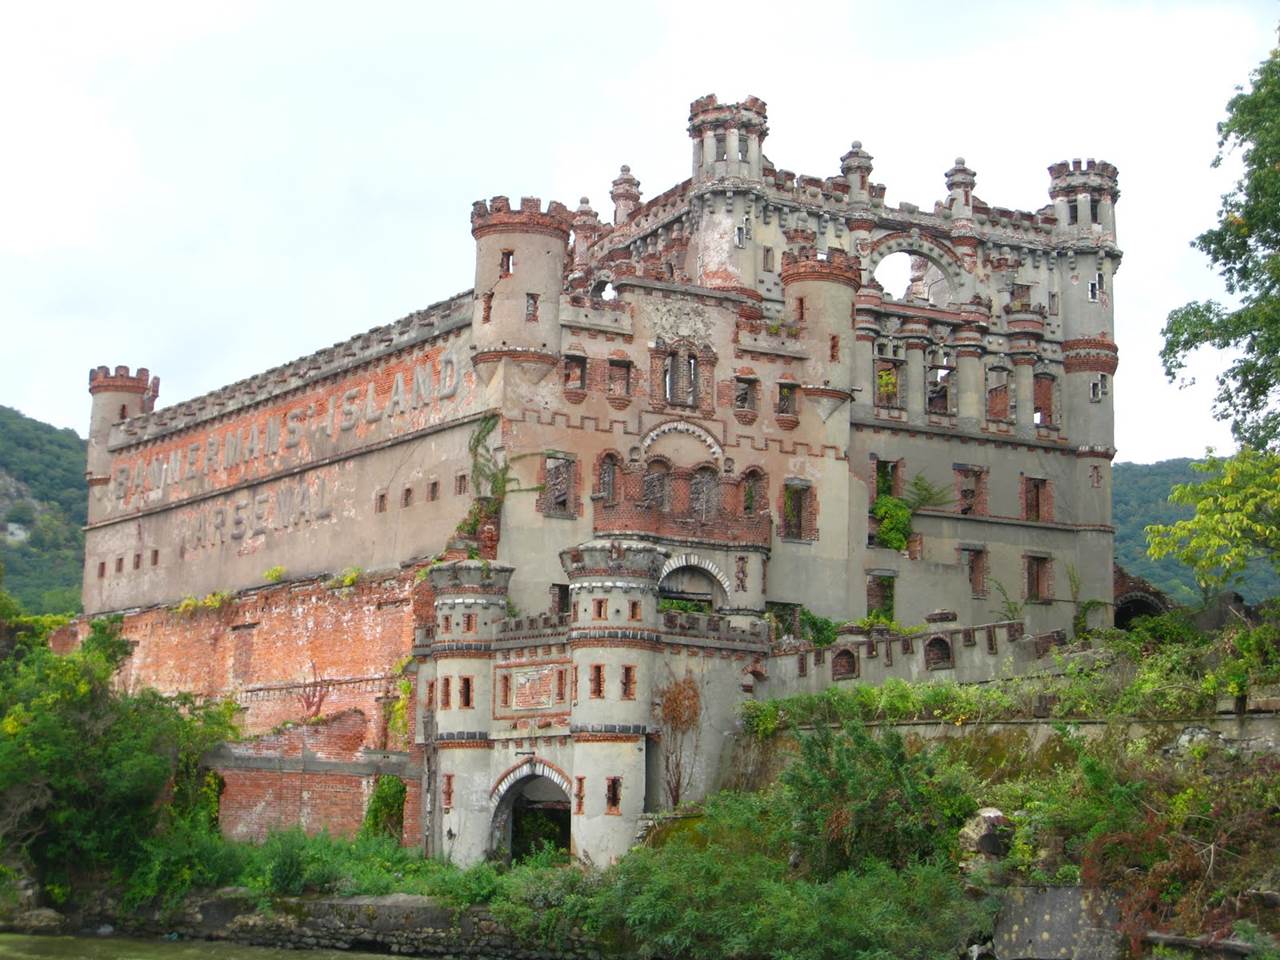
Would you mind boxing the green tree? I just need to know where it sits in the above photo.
[1161,40,1280,449]
[0,609,238,898]
[1146,448,1280,589]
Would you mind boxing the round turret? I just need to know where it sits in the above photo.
[1048,158,1119,233]
[780,248,861,391]
[470,195,572,363]
[688,93,768,181]
[86,365,159,516]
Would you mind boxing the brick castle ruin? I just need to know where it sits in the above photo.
[67,95,1121,864]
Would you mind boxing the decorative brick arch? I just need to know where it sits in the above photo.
[659,553,732,597]
[866,233,966,292]
[640,420,724,461]
[489,756,573,806]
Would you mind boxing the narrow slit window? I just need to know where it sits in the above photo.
[375,492,388,513]
[459,676,474,709]
[500,674,511,708]
[605,776,622,814]
[590,664,605,698]
[402,487,414,508]
[500,250,514,275]
[526,293,540,322]
[442,773,454,810]
[621,665,637,699]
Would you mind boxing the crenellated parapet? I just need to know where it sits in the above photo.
[559,539,667,585]
[89,365,159,407]
[779,248,861,289]
[470,196,572,240]
[1048,159,1120,203]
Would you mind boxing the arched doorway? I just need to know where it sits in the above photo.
[1115,593,1166,631]
[490,760,573,863]
[657,555,732,614]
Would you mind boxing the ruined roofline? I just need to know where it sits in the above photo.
[108,289,475,450]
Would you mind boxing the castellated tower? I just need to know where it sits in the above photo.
[425,560,514,866]
[470,196,572,363]
[687,94,769,292]
[86,365,158,524]
[560,540,665,866]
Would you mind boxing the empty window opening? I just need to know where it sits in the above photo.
[782,482,810,539]
[459,676,473,708]
[429,480,439,501]
[956,467,986,516]
[441,614,452,633]
[928,354,954,414]
[1010,283,1032,308]
[1033,373,1056,425]
[1048,291,1059,315]
[500,250,515,275]
[442,773,454,810]
[1088,271,1103,302]
[925,636,954,670]
[832,649,857,680]
[1069,201,1080,225]
[1090,197,1101,223]
[607,359,631,396]
[605,777,622,814]
[762,246,775,272]
[440,677,452,709]
[867,574,895,620]
[795,297,806,323]
[544,456,572,514]
[621,665,637,699]
[598,455,619,503]
[590,664,605,698]
[1024,477,1048,522]
[777,383,798,415]
[986,367,1012,421]
[553,583,571,614]
[1090,374,1110,402]
[455,474,468,496]
[556,669,567,702]
[402,487,414,508]
[737,134,748,161]
[574,776,585,814]
[426,680,435,708]
[691,467,719,522]
[132,553,141,570]
[592,598,607,620]
[97,561,106,579]
[375,492,388,514]
[735,225,746,248]
[564,355,587,390]
[629,600,642,621]
[592,279,617,300]
[715,136,727,162]
[481,292,493,323]
[1026,555,1052,602]
[643,461,670,512]
[741,471,764,515]
[875,458,900,498]
[734,377,759,411]
[463,613,476,633]
[525,293,540,322]
[797,653,808,677]
[115,557,124,574]
[150,549,159,566]
[118,404,128,421]
[875,360,901,407]
[964,548,987,596]
[830,335,840,362]
[500,674,511,708]
[572,664,579,699]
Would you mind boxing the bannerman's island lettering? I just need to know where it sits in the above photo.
[115,354,458,501]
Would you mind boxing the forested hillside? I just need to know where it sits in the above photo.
[1113,458,1280,604]
[0,405,86,614]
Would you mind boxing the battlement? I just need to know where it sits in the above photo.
[428,560,515,596]
[779,248,862,289]
[89,365,159,403]
[688,93,768,134]
[1048,158,1120,200]
[470,195,572,240]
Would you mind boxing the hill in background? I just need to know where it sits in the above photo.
[0,405,86,614]
[1113,458,1280,605]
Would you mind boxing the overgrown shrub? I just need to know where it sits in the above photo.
[360,775,406,841]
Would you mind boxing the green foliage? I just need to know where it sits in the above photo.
[359,776,406,841]
[0,613,239,899]
[872,494,912,550]
[262,565,286,583]
[1160,42,1280,450]
[989,577,1024,621]
[1147,448,1280,591]
[0,406,87,615]
[902,472,955,511]
[325,566,363,589]
[657,597,709,614]
[798,607,839,648]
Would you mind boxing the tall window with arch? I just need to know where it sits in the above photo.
[598,455,620,504]
[741,470,764,515]
[642,461,670,512]
[690,466,719,522]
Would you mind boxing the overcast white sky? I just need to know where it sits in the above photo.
[0,0,1273,463]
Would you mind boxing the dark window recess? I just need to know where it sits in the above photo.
[375,492,388,513]
[965,548,986,596]
[741,472,763,515]
[545,456,572,513]
[690,467,719,521]
[133,553,141,570]
[762,246,775,272]
[605,777,622,814]
[797,653,807,677]
[500,674,510,708]
[832,649,857,680]
[599,455,619,502]
[455,474,468,496]
[643,463,670,511]
[621,665,637,699]
[429,480,439,501]
[734,378,758,411]
[402,487,414,508]
[777,383,798,415]
[1025,478,1047,521]
[1027,556,1051,602]
[526,293,539,321]
[459,677,473,709]
[590,664,605,698]
[553,584,571,614]
[150,549,159,566]
[97,561,106,579]
[115,557,124,573]
[925,636,954,669]
[500,249,514,274]
[867,574,895,620]
[782,484,809,539]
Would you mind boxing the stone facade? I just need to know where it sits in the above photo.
[74,94,1120,864]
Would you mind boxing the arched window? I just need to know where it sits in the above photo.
[663,355,677,403]
[661,344,704,407]
[687,355,699,405]
[832,649,857,680]
[924,635,953,670]
[741,470,764,515]
[642,461,670,512]
[599,455,620,504]
[690,467,719,521]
